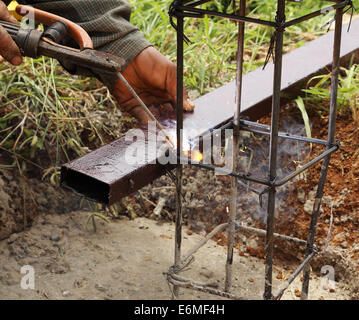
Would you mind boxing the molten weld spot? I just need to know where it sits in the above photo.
[183,150,203,162]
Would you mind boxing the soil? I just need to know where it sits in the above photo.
[0,214,353,300]
[0,169,85,241]
[0,104,358,300]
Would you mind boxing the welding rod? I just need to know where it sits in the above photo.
[117,72,175,149]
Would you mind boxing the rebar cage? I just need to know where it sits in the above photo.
[165,0,353,300]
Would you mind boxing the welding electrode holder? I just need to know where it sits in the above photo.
[1,4,126,86]
[14,28,43,59]
[14,21,69,59]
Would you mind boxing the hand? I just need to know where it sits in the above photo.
[113,46,194,124]
[0,1,22,65]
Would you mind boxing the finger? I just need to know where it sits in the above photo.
[183,93,195,112]
[0,25,22,65]
[165,63,195,112]
[159,102,176,118]
[0,55,4,63]
[6,14,19,25]
[131,47,195,112]
[127,105,153,125]
[0,1,17,22]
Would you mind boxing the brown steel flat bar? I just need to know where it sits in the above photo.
[61,19,359,205]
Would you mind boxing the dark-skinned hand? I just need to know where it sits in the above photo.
[113,46,194,124]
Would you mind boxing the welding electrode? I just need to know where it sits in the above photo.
[116,72,175,149]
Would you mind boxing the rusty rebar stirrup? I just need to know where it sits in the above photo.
[322,0,355,32]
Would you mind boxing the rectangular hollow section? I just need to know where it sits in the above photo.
[61,167,110,204]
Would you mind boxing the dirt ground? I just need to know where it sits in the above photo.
[0,105,358,300]
[0,213,354,300]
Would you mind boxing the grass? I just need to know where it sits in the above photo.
[0,56,130,181]
[301,62,359,124]
[0,0,358,184]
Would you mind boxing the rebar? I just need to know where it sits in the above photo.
[301,6,344,300]
[225,0,246,293]
[275,252,316,300]
[173,11,185,299]
[239,120,329,146]
[166,272,247,300]
[264,0,286,300]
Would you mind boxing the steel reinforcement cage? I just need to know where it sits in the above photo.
[165,0,353,300]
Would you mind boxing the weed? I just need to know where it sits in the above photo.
[301,64,359,124]
[85,211,110,233]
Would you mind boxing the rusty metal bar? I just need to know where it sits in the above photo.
[177,4,276,27]
[234,222,309,246]
[263,0,286,300]
[225,0,246,293]
[173,9,185,299]
[301,6,344,300]
[239,120,329,146]
[166,272,247,300]
[177,156,272,186]
[274,144,339,187]
[284,0,350,28]
[275,251,316,300]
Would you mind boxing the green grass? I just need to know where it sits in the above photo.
[0,57,128,181]
[301,63,359,123]
[0,0,358,182]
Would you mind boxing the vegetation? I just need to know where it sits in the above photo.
[301,63,359,124]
